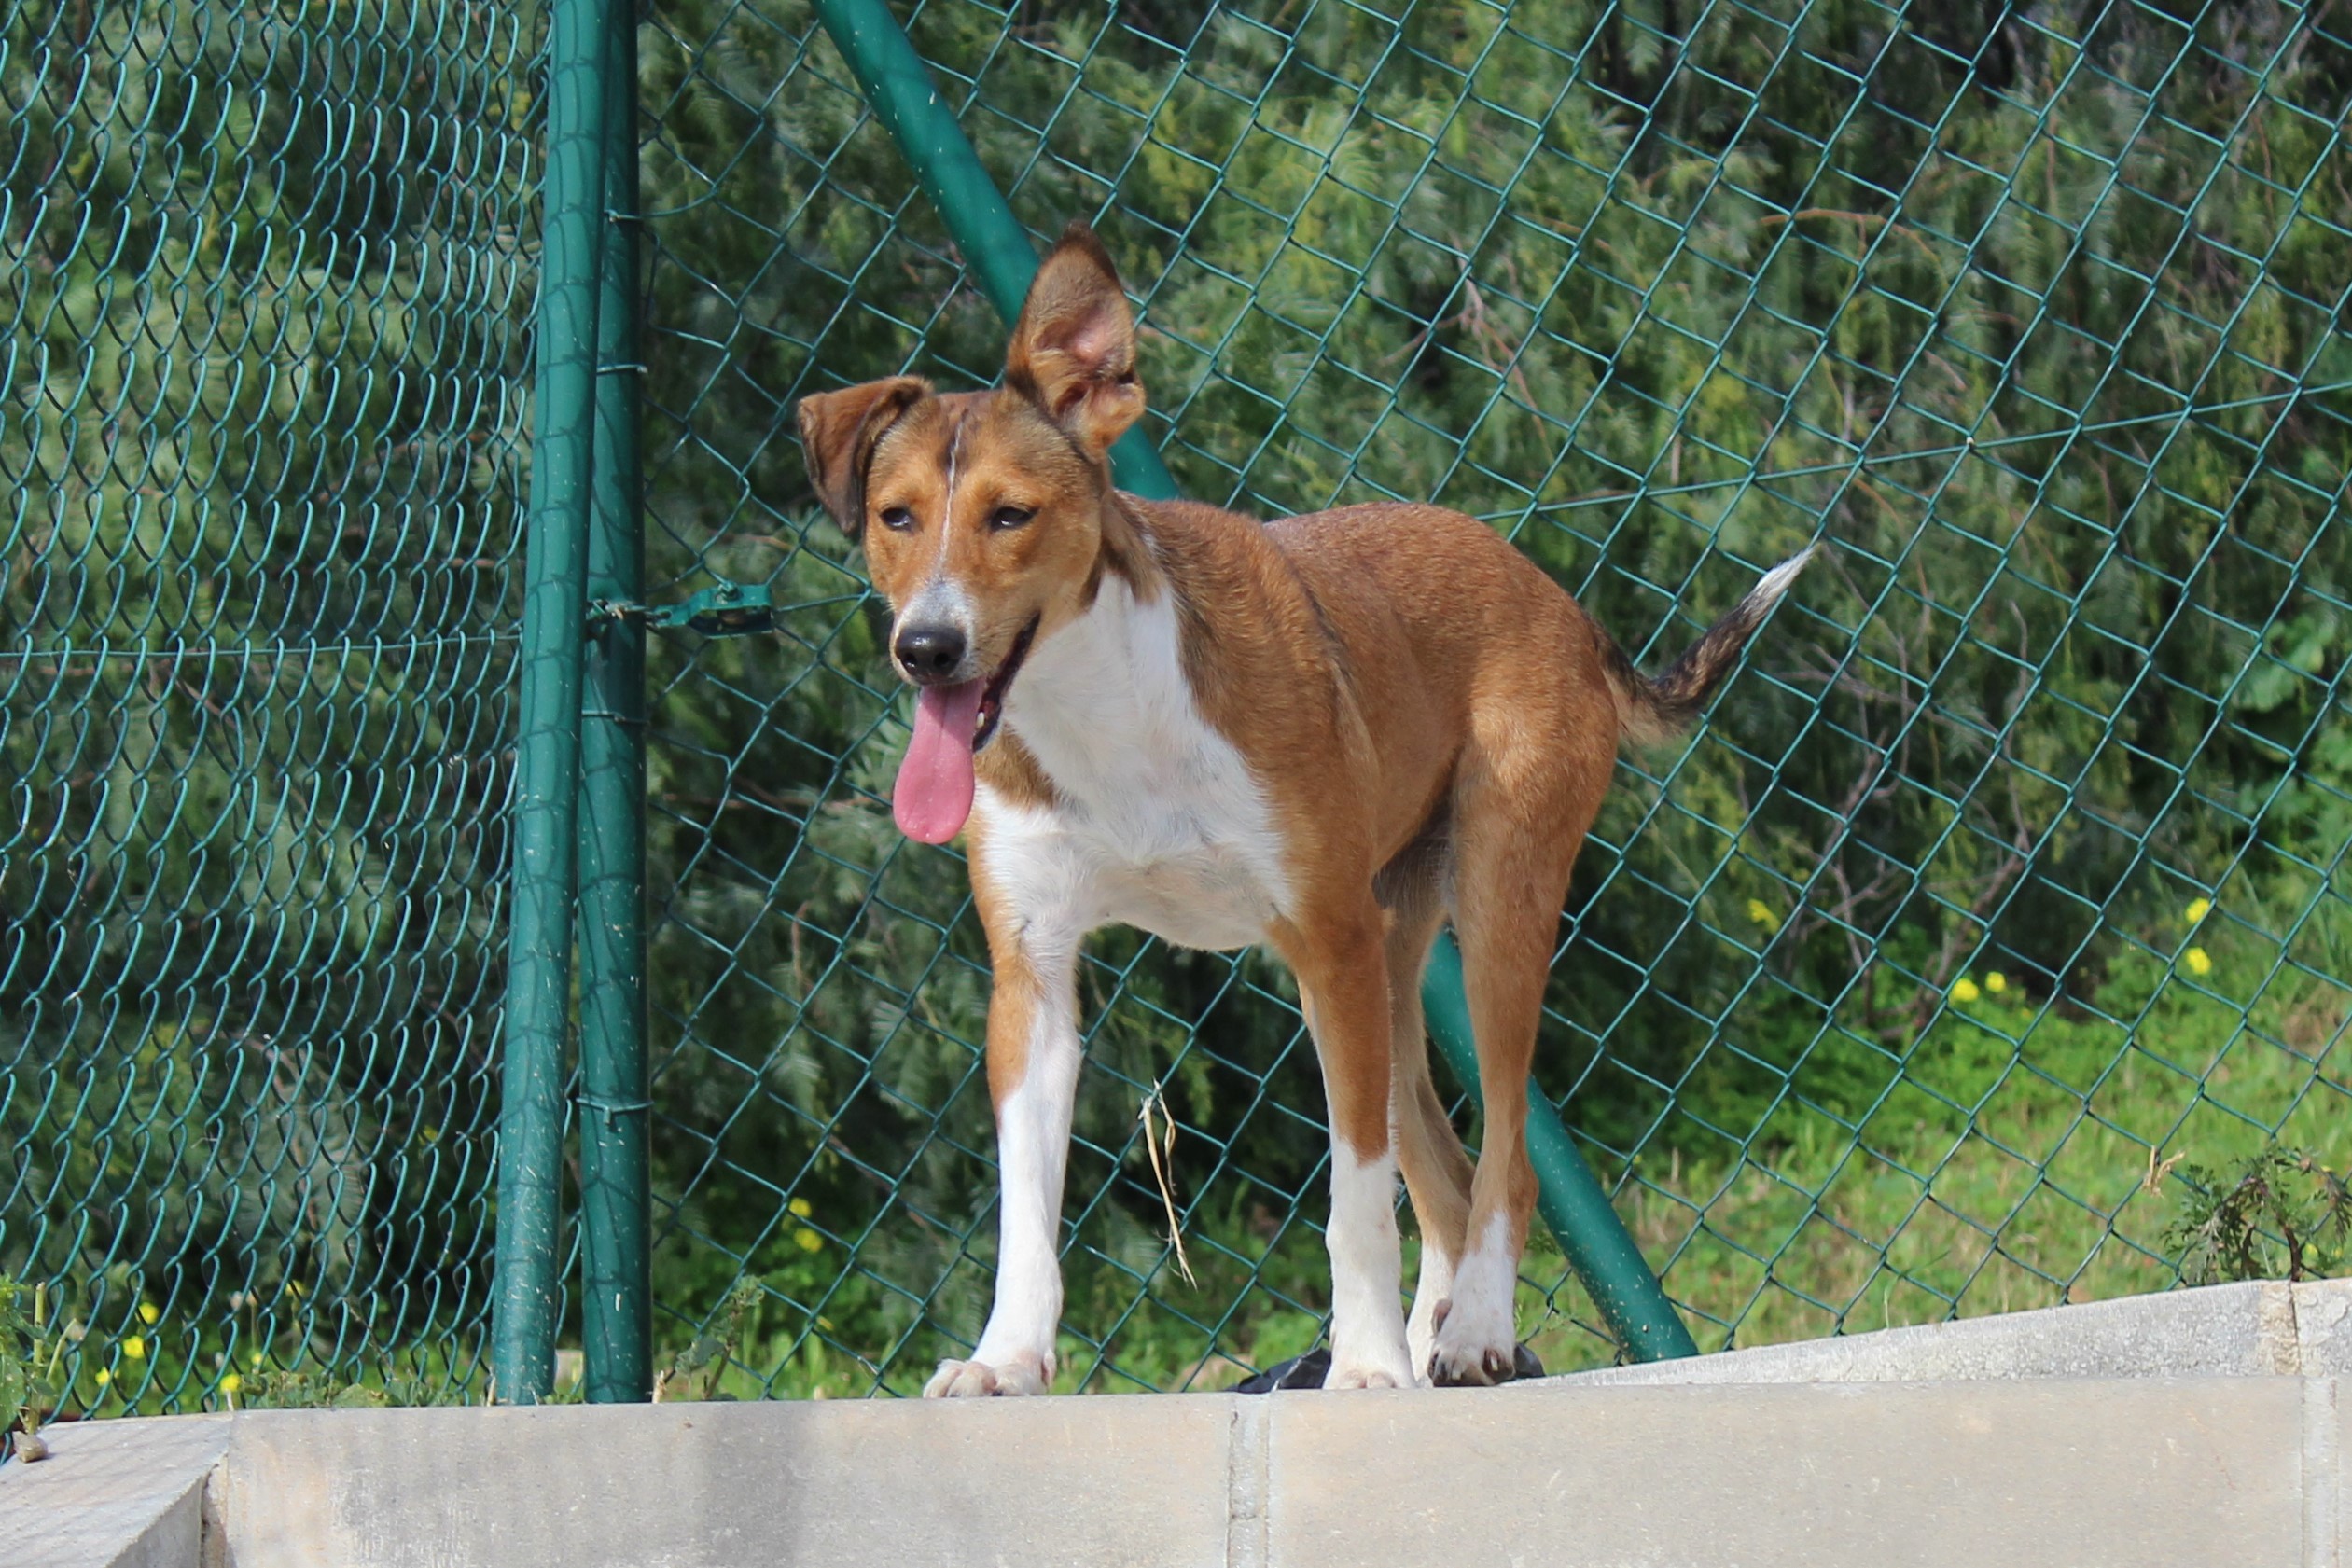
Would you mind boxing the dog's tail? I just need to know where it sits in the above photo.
[1601,544,1817,749]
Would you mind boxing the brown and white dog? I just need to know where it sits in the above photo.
[798,223,1811,1395]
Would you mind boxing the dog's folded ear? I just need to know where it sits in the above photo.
[796,377,930,539]
[1005,223,1145,458]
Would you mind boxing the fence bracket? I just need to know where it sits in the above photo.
[590,581,775,637]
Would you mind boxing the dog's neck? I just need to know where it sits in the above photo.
[967,490,1196,815]
[1001,542,1231,836]
[1086,486,1165,606]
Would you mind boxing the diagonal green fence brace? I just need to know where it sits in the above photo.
[807,0,1176,506]
[808,0,1696,1363]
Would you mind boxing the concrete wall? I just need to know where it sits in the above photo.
[6,1280,2347,1568]
[0,1377,2334,1568]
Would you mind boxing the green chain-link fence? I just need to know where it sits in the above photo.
[636,0,2352,1396]
[1,0,541,1408]
[7,0,2351,1419]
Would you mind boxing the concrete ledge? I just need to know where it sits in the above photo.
[2302,1281,2352,1376]
[8,1287,2349,1567]
[1541,1277,2352,1388]
[206,1395,1234,1568]
[1271,1378,2321,1568]
[2,1380,2339,1567]
[0,1415,227,1568]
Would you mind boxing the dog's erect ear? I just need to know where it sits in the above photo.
[796,377,930,538]
[1005,223,1144,457]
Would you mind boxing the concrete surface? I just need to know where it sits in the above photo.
[1543,1276,2352,1387]
[206,1395,1234,1568]
[0,1380,2336,1567]
[2303,1281,2352,1377]
[0,1415,226,1568]
[1265,1378,2324,1568]
[5,1281,2348,1567]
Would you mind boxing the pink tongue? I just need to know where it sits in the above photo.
[894,679,986,844]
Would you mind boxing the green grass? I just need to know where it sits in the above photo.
[26,906,2345,1415]
[636,923,2345,1399]
[1527,934,2350,1371]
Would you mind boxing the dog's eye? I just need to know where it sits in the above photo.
[989,506,1035,531]
[880,506,914,532]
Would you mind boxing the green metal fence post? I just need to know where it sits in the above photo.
[805,0,1693,1364]
[576,0,653,1405]
[807,0,1176,503]
[1424,934,1699,1361]
[493,0,614,1406]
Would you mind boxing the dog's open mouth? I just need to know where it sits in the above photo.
[893,616,1039,845]
[969,616,1037,755]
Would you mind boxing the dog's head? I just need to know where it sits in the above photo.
[796,222,1146,842]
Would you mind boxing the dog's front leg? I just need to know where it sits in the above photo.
[925,917,1082,1398]
[1291,914,1417,1391]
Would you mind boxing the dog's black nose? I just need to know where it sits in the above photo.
[894,623,968,684]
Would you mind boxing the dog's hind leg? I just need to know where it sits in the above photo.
[1377,867,1474,1381]
[1426,757,1598,1386]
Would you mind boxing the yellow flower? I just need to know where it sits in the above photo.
[2185,947,2213,977]
[787,1197,813,1218]
[1746,899,1777,931]
[138,1302,160,1325]
[94,1368,111,1388]
[2185,897,2211,924]
[249,1351,266,1369]
[795,1228,824,1254]
[1983,972,2007,994]
[1950,978,1981,1004]
[219,1372,243,1395]
[123,1335,146,1361]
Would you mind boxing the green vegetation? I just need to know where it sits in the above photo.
[1,1276,68,1457]
[2165,1145,2350,1287]
[634,0,2352,1391]
[1,0,533,1407]
[5,0,2348,1414]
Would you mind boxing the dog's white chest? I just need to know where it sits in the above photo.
[975,579,1290,953]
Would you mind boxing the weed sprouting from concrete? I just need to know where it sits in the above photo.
[2164,1146,2351,1286]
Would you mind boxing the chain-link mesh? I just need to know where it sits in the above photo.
[8,0,2349,1420]
[637,0,2351,1396]
[0,0,541,1410]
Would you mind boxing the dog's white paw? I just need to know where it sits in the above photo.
[1426,1339,1517,1386]
[923,1352,1051,1398]
[1322,1361,1403,1391]
[1324,1336,1416,1392]
[1427,1299,1524,1388]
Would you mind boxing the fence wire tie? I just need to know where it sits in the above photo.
[1138,1082,1195,1287]
[576,1091,653,1120]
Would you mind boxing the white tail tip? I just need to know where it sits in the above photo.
[1747,542,1819,609]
